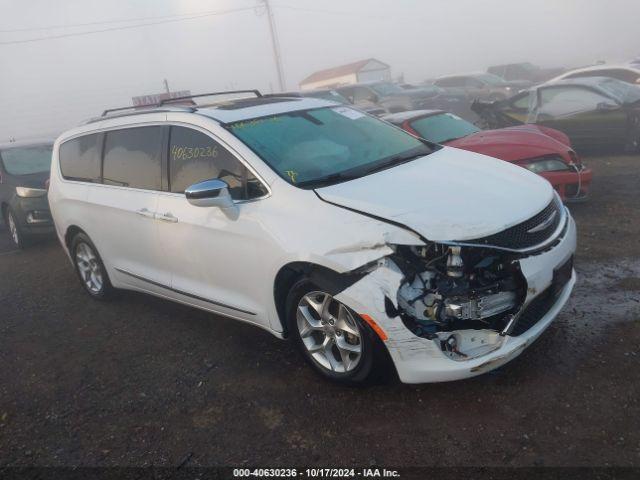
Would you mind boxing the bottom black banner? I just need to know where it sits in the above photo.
[1,467,639,480]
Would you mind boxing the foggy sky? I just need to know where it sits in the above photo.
[1,0,639,141]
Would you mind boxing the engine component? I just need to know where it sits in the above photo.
[397,270,439,321]
[444,291,516,320]
[395,244,523,333]
[446,246,464,278]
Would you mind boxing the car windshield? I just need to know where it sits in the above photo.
[479,74,508,86]
[598,78,640,103]
[0,144,52,175]
[228,106,433,188]
[409,113,480,143]
[369,82,404,96]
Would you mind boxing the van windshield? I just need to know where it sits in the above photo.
[0,144,52,175]
[227,106,434,188]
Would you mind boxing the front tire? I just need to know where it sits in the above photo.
[286,279,382,385]
[5,208,25,249]
[624,117,640,153]
[71,233,114,300]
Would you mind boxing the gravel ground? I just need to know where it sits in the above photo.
[0,154,639,467]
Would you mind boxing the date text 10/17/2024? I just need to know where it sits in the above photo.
[232,468,401,478]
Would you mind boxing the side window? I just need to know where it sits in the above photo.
[434,78,452,87]
[538,87,611,117]
[438,77,465,88]
[465,77,484,88]
[102,127,163,190]
[352,87,376,102]
[511,93,531,110]
[567,69,638,83]
[169,126,267,200]
[600,69,639,83]
[337,86,355,103]
[59,134,101,182]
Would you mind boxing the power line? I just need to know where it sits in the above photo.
[0,9,235,33]
[0,6,256,45]
[275,4,389,20]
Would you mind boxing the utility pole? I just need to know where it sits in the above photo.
[261,0,286,91]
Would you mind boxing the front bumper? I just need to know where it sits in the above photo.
[336,212,577,384]
[541,168,593,202]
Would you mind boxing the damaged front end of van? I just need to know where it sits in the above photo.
[323,194,576,383]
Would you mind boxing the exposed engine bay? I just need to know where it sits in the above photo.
[392,243,527,342]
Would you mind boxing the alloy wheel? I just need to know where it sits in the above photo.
[75,242,104,294]
[296,291,362,373]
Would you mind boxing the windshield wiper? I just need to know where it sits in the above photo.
[363,151,428,175]
[296,171,362,189]
[296,149,431,189]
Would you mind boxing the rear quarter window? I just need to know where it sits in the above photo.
[59,134,101,182]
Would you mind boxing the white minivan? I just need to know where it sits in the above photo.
[49,91,576,384]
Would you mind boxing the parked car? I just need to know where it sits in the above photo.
[336,81,464,114]
[547,64,640,85]
[471,77,640,152]
[487,63,565,85]
[383,110,592,201]
[268,89,386,116]
[432,73,529,102]
[49,91,576,385]
[0,141,54,248]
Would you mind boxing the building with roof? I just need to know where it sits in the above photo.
[299,58,391,91]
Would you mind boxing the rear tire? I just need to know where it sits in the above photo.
[285,278,388,385]
[70,233,114,300]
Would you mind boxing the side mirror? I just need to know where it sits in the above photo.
[185,179,238,215]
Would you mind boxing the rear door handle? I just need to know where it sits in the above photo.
[136,208,155,218]
[157,212,178,223]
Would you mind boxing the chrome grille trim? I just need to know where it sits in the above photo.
[442,196,568,254]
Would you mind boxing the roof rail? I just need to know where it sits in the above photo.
[85,106,195,125]
[99,90,263,118]
[159,89,262,106]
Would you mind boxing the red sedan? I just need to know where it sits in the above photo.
[383,110,592,201]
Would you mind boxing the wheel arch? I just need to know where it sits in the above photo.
[273,261,367,337]
[64,224,86,251]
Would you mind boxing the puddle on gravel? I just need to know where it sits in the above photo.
[558,258,640,336]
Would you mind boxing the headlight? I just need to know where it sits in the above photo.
[523,156,569,173]
[16,187,47,198]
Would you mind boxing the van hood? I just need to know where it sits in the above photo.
[315,146,553,242]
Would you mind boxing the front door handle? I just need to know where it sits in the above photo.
[157,212,178,223]
[136,208,155,218]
